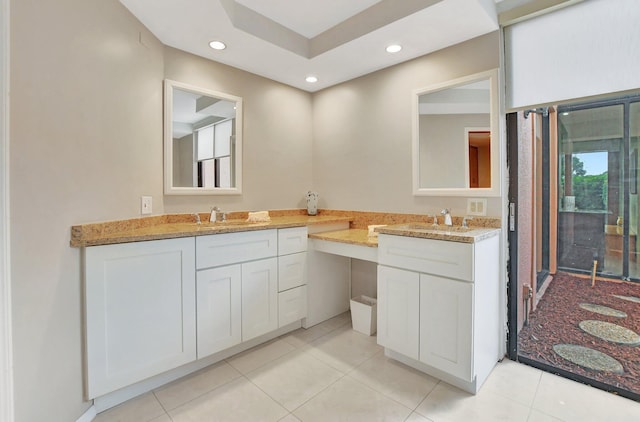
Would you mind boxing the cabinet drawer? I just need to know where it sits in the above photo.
[278,252,307,292]
[279,285,307,327]
[378,234,474,281]
[278,227,308,255]
[196,230,277,269]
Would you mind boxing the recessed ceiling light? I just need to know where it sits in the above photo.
[562,112,569,116]
[386,44,402,53]
[209,40,226,50]
[305,76,318,83]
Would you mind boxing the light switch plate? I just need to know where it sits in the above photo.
[467,198,487,216]
[141,196,152,215]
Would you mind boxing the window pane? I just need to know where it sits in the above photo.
[558,104,623,275]
[214,120,232,158]
[196,125,214,161]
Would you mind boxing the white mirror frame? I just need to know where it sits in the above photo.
[412,69,500,197]
[164,79,243,195]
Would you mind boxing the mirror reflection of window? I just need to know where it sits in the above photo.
[165,79,243,195]
[171,86,237,189]
[194,119,234,188]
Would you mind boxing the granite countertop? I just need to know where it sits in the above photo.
[71,210,502,247]
[376,223,500,244]
[71,214,352,247]
[308,229,378,247]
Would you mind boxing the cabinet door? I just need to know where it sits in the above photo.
[84,238,196,398]
[377,266,419,360]
[196,265,242,359]
[420,273,473,381]
[242,258,278,341]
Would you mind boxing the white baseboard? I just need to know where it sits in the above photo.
[76,405,96,422]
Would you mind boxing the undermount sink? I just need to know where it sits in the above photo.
[395,223,473,233]
[208,220,257,226]
[185,220,257,227]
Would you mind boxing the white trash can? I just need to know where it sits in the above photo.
[350,295,377,335]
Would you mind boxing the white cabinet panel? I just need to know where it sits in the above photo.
[278,252,307,292]
[84,238,196,398]
[420,273,473,381]
[377,265,419,360]
[196,230,277,270]
[278,227,308,255]
[278,285,308,327]
[196,265,242,359]
[378,234,473,281]
[242,258,278,341]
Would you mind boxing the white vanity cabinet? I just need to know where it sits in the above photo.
[377,232,500,393]
[84,237,196,399]
[277,227,308,327]
[195,229,278,355]
[84,225,311,406]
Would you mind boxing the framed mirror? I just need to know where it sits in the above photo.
[164,79,243,195]
[412,69,499,196]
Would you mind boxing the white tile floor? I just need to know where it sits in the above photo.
[94,312,640,422]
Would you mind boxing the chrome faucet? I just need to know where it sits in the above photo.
[441,208,453,226]
[462,216,474,228]
[210,206,226,222]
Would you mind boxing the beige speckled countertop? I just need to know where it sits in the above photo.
[377,223,500,244]
[71,209,501,247]
[308,229,377,247]
[71,214,352,247]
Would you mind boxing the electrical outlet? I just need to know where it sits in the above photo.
[467,198,487,216]
[141,196,152,215]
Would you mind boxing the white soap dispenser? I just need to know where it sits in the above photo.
[306,191,319,216]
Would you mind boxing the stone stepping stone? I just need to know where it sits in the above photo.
[578,320,640,345]
[612,294,640,304]
[579,303,627,318]
[553,344,624,374]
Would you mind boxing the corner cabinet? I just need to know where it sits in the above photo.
[377,232,500,393]
[84,238,196,399]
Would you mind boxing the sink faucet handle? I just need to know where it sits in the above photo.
[462,216,474,228]
[192,213,201,225]
[432,214,438,226]
[210,206,220,223]
[441,208,453,226]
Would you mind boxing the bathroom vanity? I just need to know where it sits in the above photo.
[73,212,500,410]
[376,225,500,393]
[75,214,350,411]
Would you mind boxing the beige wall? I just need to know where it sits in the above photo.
[312,32,501,216]
[10,1,164,421]
[9,1,312,421]
[9,1,501,421]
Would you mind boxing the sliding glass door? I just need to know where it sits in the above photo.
[557,97,640,280]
